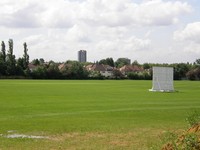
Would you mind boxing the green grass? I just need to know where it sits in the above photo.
[0,80,199,149]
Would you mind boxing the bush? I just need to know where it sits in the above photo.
[186,110,200,127]
[182,133,200,150]
[151,111,200,150]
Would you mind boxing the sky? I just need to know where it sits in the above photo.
[0,0,200,63]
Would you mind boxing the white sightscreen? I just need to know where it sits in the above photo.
[151,67,174,92]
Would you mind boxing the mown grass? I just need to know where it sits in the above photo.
[0,80,199,149]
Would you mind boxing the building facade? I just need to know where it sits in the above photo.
[78,50,87,63]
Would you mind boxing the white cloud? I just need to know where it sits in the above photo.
[183,43,200,54]
[0,0,77,28]
[95,36,150,53]
[174,22,200,43]
[64,25,151,61]
[78,0,191,27]
[173,22,200,54]
[132,0,191,26]
[0,0,192,28]
[0,0,198,63]
[39,0,78,28]
[0,0,43,28]
[66,24,92,43]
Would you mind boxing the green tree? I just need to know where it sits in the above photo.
[99,59,107,65]
[16,58,24,69]
[46,61,61,79]
[8,39,14,57]
[142,72,152,80]
[23,42,29,70]
[128,72,141,80]
[60,63,71,78]
[173,63,190,80]
[60,61,88,79]
[69,61,88,79]
[195,59,200,65]
[31,66,47,79]
[106,58,115,67]
[132,60,140,66]
[99,58,115,67]
[112,69,124,79]
[0,41,7,75]
[16,57,27,76]
[31,59,40,66]
[0,57,6,75]
[143,63,151,70]
[39,58,45,65]
[1,41,6,63]
[115,58,130,68]
[6,39,16,75]
[186,67,200,80]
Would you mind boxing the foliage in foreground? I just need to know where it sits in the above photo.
[151,111,200,150]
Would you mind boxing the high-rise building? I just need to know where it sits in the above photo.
[78,50,87,63]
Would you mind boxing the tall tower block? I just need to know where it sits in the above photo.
[78,50,87,63]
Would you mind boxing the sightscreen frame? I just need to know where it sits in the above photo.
[150,66,174,92]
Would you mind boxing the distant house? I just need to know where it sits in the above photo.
[86,64,114,77]
[58,63,72,72]
[58,63,65,71]
[119,65,143,75]
[28,64,37,72]
[102,65,114,77]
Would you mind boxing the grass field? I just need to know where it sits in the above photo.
[0,80,199,149]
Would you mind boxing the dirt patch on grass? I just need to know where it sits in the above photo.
[50,132,137,149]
[109,140,130,147]
[0,128,167,150]
[48,128,164,150]
[50,132,80,141]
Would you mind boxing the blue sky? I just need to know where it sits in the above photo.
[0,0,200,63]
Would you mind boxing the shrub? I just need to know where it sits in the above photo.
[186,110,200,127]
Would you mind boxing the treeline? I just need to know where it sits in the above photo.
[95,57,200,80]
[98,58,200,80]
[0,39,29,77]
[30,60,89,79]
[139,61,200,80]
[0,39,200,80]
